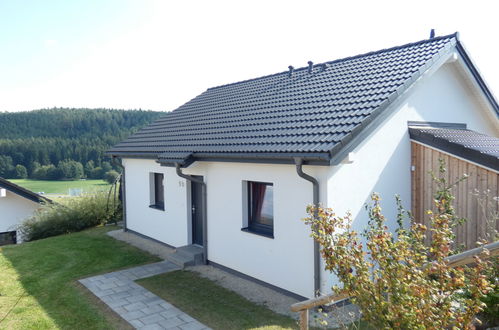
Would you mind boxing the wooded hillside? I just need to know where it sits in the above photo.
[0,108,162,180]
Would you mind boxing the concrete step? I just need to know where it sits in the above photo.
[166,245,204,269]
[166,252,195,268]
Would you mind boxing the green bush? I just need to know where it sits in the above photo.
[104,170,120,184]
[18,192,120,241]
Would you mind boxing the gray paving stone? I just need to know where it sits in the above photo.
[141,304,167,315]
[126,294,148,303]
[113,279,128,286]
[179,322,206,330]
[88,275,105,282]
[140,313,166,325]
[94,289,114,297]
[121,310,146,321]
[178,314,195,323]
[160,308,182,319]
[98,282,117,290]
[114,306,126,314]
[124,301,148,312]
[159,316,184,328]
[144,291,156,298]
[108,298,129,308]
[141,324,165,330]
[129,319,145,328]
[100,295,115,304]
[160,302,174,309]
[113,285,134,293]
[79,260,209,329]
[109,291,132,300]
[142,297,164,306]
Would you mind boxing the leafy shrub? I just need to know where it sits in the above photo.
[304,161,493,329]
[18,192,120,241]
[15,164,28,179]
[104,170,120,184]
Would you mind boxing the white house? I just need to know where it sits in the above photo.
[109,32,499,299]
[0,177,51,245]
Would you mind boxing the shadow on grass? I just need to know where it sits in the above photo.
[0,226,159,329]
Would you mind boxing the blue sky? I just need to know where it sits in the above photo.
[0,0,498,112]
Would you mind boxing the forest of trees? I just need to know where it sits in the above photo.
[0,108,162,180]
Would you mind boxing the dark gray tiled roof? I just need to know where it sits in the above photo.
[0,177,52,204]
[109,34,465,165]
[409,127,499,171]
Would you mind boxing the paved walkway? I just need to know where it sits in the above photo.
[79,261,210,330]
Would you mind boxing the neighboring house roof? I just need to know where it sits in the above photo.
[108,33,498,166]
[409,127,499,171]
[0,177,52,204]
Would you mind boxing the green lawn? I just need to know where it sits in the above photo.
[9,179,111,195]
[0,226,160,329]
[137,270,299,330]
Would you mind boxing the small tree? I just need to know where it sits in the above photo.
[104,170,119,184]
[304,162,492,329]
[15,164,28,179]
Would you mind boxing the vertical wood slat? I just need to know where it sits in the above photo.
[299,310,309,330]
[411,142,499,250]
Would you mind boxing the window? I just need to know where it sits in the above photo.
[0,231,16,246]
[245,181,273,237]
[149,173,164,210]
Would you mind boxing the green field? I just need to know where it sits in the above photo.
[9,179,111,195]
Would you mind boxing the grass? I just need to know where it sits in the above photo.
[9,179,111,195]
[0,226,160,329]
[137,270,299,330]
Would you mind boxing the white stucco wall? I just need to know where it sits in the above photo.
[183,161,329,298]
[122,59,498,298]
[0,190,40,242]
[321,61,499,293]
[123,157,328,297]
[123,158,190,247]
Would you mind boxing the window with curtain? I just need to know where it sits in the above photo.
[247,181,273,236]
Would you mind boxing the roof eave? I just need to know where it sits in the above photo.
[454,37,499,116]
[157,152,332,167]
[328,38,461,166]
[106,151,159,160]
[409,128,499,172]
[0,178,52,204]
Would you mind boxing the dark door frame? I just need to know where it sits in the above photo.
[175,164,208,264]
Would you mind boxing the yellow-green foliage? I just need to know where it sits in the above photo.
[304,163,492,329]
[18,192,119,241]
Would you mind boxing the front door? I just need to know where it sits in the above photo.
[191,176,204,246]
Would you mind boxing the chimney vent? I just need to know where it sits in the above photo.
[430,29,435,39]
[288,65,294,77]
[308,61,314,73]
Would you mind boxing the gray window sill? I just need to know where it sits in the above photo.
[149,204,165,211]
[241,227,274,239]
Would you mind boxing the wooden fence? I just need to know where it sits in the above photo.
[411,142,499,249]
[290,241,499,330]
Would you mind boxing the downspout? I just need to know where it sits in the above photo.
[175,163,208,264]
[112,156,127,231]
[294,157,320,296]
